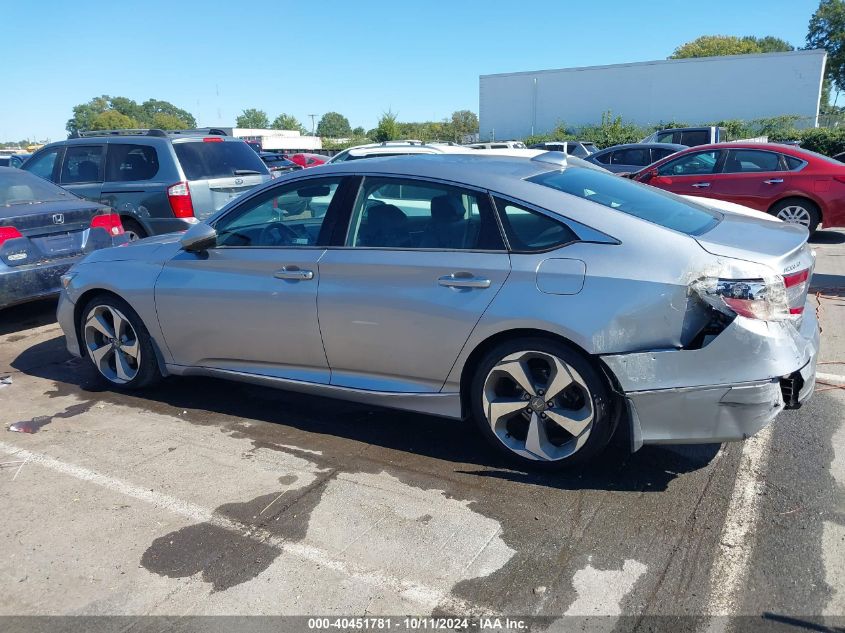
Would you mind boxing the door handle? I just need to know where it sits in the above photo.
[763,178,784,185]
[691,182,711,188]
[274,266,314,281]
[438,273,491,289]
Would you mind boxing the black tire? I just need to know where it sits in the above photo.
[79,294,161,389]
[768,198,821,234]
[469,337,616,471]
[121,217,148,242]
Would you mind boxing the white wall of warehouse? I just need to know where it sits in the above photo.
[479,50,827,141]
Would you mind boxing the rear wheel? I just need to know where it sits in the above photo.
[121,218,147,242]
[769,198,821,234]
[80,295,161,389]
[469,338,615,470]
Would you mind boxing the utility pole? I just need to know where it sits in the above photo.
[308,114,317,135]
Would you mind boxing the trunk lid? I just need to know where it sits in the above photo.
[695,211,814,277]
[0,199,110,267]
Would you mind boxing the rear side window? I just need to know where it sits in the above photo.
[785,155,807,170]
[173,140,268,180]
[528,167,721,235]
[723,150,782,173]
[61,145,104,184]
[612,148,649,166]
[679,130,710,146]
[106,144,160,182]
[592,151,612,165]
[494,199,578,252]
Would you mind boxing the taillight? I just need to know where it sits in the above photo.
[203,137,223,143]
[783,269,810,315]
[90,212,125,236]
[167,181,194,218]
[0,226,23,247]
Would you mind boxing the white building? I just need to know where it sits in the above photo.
[214,128,323,152]
[479,50,827,140]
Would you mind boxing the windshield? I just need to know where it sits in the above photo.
[173,140,269,180]
[0,169,75,205]
[528,167,721,235]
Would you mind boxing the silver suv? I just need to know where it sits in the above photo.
[22,129,271,240]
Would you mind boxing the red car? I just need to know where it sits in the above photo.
[631,142,845,233]
[288,152,327,168]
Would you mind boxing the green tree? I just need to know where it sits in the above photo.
[271,113,306,133]
[142,99,196,128]
[151,112,190,130]
[373,111,400,142]
[808,0,845,99]
[450,110,479,141]
[236,108,270,128]
[90,110,140,130]
[316,112,352,138]
[352,126,365,136]
[670,35,793,59]
[67,95,196,133]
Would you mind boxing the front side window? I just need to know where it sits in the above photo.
[61,145,104,184]
[106,144,160,182]
[24,148,61,181]
[494,199,578,252]
[651,148,678,161]
[656,131,676,144]
[679,130,710,146]
[658,150,720,176]
[723,150,783,173]
[528,167,721,235]
[347,177,503,250]
[214,177,342,247]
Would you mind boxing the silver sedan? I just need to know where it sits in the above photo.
[57,153,819,469]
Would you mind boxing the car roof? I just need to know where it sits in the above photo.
[313,153,565,189]
[677,142,809,154]
[597,142,688,152]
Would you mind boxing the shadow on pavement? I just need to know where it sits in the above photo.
[809,229,845,245]
[0,299,58,336]
[12,335,721,493]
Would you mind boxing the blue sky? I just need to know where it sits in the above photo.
[2,0,819,142]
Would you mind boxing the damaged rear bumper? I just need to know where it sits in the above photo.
[0,257,80,309]
[601,300,819,449]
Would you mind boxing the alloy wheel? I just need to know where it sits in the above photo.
[83,305,141,384]
[776,205,812,227]
[482,350,594,461]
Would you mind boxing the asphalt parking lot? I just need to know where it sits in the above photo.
[1,231,844,631]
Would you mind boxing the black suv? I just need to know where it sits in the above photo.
[22,129,271,240]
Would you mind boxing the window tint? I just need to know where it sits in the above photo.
[679,130,710,146]
[214,178,341,247]
[658,150,720,176]
[656,132,675,144]
[611,148,649,166]
[723,150,783,173]
[528,167,721,235]
[106,144,160,182]
[173,140,268,180]
[24,148,61,181]
[785,155,806,170]
[651,148,677,161]
[347,177,503,250]
[592,151,612,165]
[61,145,104,184]
[495,199,578,252]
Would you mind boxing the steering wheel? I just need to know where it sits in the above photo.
[259,221,299,246]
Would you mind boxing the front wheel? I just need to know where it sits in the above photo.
[80,295,161,389]
[469,338,615,470]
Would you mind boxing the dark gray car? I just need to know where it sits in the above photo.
[0,167,127,308]
[585,142,687,173]
[22,129,271,241]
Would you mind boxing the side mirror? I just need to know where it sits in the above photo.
[180,223,217,252]
[641,168,659,182]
